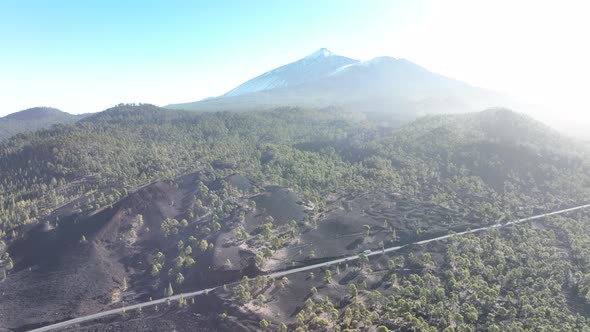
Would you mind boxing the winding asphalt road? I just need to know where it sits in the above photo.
[28,203,590,332]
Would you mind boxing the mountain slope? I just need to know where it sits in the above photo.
[167,49,512,118]
[0,104,589,330]
[0,107,86,141]
[2,106,590,331]
[223,48,358,97]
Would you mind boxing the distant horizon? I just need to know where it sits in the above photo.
[0,46,553,114]
[4,47,495,115]
[2,0,589,137]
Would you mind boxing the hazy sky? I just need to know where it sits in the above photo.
[1,0,589,127]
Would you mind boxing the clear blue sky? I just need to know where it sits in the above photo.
[1,0,589,125]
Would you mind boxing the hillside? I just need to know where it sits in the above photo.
[0,107,86,141]
[62,212,590,332]
[0,105,589,331]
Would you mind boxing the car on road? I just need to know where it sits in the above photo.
[362,250,371,254]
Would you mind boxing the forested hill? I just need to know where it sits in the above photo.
[0,107,86,141]
[0,104,588,240]
[371,109,589,204]
[394,108,574,153]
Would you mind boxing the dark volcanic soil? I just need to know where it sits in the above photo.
[0,172,484,331]
[0,203,128,330]
[251,186,306,226]
[0,172,240,330]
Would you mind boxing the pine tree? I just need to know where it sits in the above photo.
[165,282,174,297]
[324,269,332,282]
[259,319,269,328]
[310,287,318,295]
[278,323,288,332]
[363,225,371,238]
[349,283,358,298]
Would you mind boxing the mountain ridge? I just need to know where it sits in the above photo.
[0,107,87,141]
[167,48,514,118]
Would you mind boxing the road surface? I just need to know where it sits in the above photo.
[29,203,590,332]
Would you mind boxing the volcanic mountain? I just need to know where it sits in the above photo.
[166,48,513,119]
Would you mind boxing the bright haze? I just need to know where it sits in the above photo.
[1,0,588,137]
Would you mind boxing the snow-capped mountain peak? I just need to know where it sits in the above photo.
[304,48,333,59]
[168,48,512,116]
[223,48,357,97]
